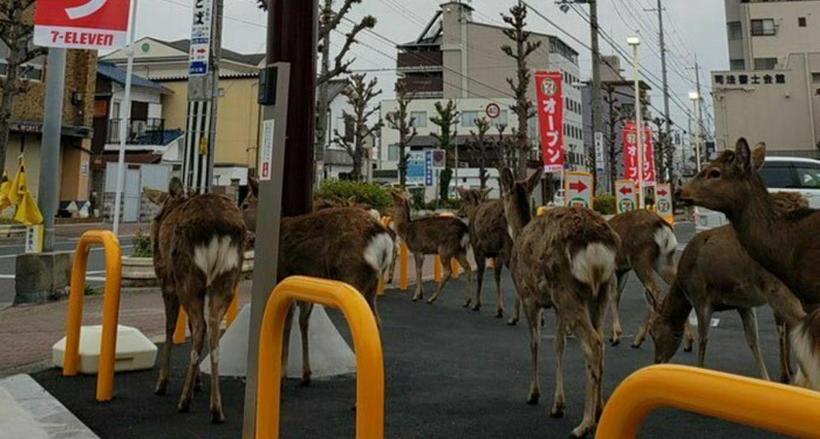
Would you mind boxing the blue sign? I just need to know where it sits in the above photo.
[407,151,425,184]
[189,61,208,76]
[425,151,434,186]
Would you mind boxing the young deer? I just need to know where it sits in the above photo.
[390,192,471,304]
[502,168,620,438]
[607,210,678,347]
[146,178,246,423]
[651,224,795,381]
[682,138,820,389]
[457,187,512,317]
[242,180,394,383]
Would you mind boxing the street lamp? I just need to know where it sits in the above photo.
[689,91,703,173]
[627,36,645,209]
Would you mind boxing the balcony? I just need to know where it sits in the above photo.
[108,118,166,145]
[397,51,443,73]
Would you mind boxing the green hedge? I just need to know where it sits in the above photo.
[316,179,391,211]
[594,194,616,215]
[423,198,462,211]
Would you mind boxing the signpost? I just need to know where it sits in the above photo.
[424,150,434,187]
[655,183,674,223]
[615,179,637,214]
[565,172,594,209]
[535,70,565,173]
[188,0,215,77]
[407,151,425,185]
[485,102,501,119]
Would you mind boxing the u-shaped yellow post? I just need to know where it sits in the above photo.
[255,276,384,439]
[63,230,122,402]
[595,364,820,438]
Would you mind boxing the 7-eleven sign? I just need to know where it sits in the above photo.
[565,172,594,209]
[615,179,637,214]
[34,0,131,50]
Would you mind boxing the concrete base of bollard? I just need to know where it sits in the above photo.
[14,252,72,304]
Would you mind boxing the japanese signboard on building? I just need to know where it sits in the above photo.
[713,72,786,87]
[535,70,564,172]
[34,0,131,50]
[615,179,637,214]
[623,121,657,186]
[188,0,215,76]
[425,151,434,186]
[654,183,674,223]
[565,172,593,209]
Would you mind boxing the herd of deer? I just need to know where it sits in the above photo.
[140,138,818,436]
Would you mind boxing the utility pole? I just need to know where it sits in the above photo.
[646,0,671,182]
[38,48,67,252]
[315,1,332,187]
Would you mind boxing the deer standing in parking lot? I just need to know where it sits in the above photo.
[502,168,620,438]
[607,210,678,347]
[241,179,394,384]
[146,178,245,423]
[458,187,512,317]
[390,192,471,304]
[682,139,820,389]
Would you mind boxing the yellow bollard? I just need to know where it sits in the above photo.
[173,308,188,344]
[226,286,240,327]
[434,255,442,282]
[255,276,384,439]
[596,365,820,438]
[63,230,122,402]
[399,242,409,290]
[537,206,549,216]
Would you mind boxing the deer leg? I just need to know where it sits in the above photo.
[207,283,233,424]
[776,318,793,383]
[523,299,542,405]
[609,272,628,346]
[387,241,399,284]
[695,305,712,368]
[154,292,180,396]
[427,256,452,304]
[299,302,315,386]
[454,252,475,311]
[738,307,770,381]
[550,319,566,418]
[178,298,206,413]
[412,253,424,302]
[632,263,662,348]
[493,257,505,318]
[683,321,696,352]
[281,302,296,381]
[507,296,521,326]
[188,317,203,393]
[573,312,605,438]
[468,252,485,309]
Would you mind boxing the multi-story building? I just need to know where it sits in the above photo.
[379,0,585,185]
[713,0,820,155]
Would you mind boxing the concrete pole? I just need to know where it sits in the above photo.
[38,48,67,252]
[693,97,702,173]
[112,0,139,236]
[653,0,672,182]
[630,40,645,209]
[589,0,603,189]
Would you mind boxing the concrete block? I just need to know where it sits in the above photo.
[14,252,72,304]
[52,325,158,374]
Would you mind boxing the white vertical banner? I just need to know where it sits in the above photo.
[188,0,215,77]
[259,120,275,181]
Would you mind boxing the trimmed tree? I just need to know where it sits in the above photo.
[384,82,417,187]
[430,100,459,201]
[603,84,625,193]
[468,117,493,189]
[333,73,383,181]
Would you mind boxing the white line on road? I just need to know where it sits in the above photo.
[0,245,134,260]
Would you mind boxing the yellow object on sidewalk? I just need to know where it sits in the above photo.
[9,160,43,225]
[8,158,24,206]
[0,172,11,211]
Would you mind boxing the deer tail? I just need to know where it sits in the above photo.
[790,309,820,390]
[568,242,617,297]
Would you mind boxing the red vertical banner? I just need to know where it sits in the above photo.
[623,122,657,186]
[643,126,657,186]
[535,71,564,172]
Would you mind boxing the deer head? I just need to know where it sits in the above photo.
[500,167,543,239]
[649,316,682,364]
[456,187,491,218]
[681,138,767,213]
[144,177,188,216]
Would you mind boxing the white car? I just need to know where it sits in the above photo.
[695,156,820,230]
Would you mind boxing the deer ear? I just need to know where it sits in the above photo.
[526,167,544,194]
[168,177,184,198]
[248,177,259,197]
[734,138,753,172]
[752,143,766,171]
[501,168,515,192]
[143,188,167,206]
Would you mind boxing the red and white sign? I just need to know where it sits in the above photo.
[615,179,637,214]
[34,0,131,50]
[655,183,674,222]
[623,122,657,186]
[485,102,501,119]
[565,172,593,209]
[259,119,275,181]
[535,70,564,172]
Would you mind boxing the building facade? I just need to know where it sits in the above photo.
[713,0,820,155]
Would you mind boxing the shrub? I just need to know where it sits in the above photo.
[315,179,391,211]
[132,228,153,258]
[409,188,426,211]
[594,194,616,215]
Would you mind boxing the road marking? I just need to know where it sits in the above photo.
[0,245,134,260]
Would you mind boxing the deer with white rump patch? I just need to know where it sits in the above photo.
[390,191,471,304]
[502,168,620,438]
[146,178,245,423]
[682,139,820,389]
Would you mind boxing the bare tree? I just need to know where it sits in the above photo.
[467,117,493,189]
[333,74,383,181]
[0,0,47,174]
[500,4,541,178]
[495,123,516,172]
[315,1,376,168]
[430,100,459,201]
[384,82,417,188]
[603,84,625,193]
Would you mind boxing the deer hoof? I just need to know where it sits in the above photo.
[177,400,192,413]
[495,309,504,318]
[210,408,226,424]
[507,318,518,326]
[610,338,621,347]
[569,426,592,439]
[426,298,436,304]
[471,304,481,312]
[630,342,642,349]
[300,376,312,387]
[549,404,565,418]
[526,393,540,405]
[683,345,693,353]
[463,299,471,308]
[154,380,168,396]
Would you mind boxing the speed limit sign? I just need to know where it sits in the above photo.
[485,103,501,119]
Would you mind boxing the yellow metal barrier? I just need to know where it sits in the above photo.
[63,230,122,402]
[377,216,392,296]
[537,206,549,217]
[596,365,820,438]
[174,286,240,344]
[255,276,384,439]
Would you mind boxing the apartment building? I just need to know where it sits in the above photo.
[713,0,820,155]
[380,1,585,179]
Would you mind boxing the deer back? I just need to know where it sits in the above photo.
[608,210,675,270]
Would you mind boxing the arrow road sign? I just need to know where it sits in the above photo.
[566,172,594,209]
[619,186,633,195]
[569,180,588,193]
[615,179,637,214]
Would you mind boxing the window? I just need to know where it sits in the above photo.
[388,144,400,161]
[759,164,796,188]
[754,57,778,70]
[727,21,743,40]
[750,19,776,36]
[730,59,746,70]
[461,111,480,128]
[799,17,807,28]
[111,101,121,119]
[794,164,820,189]
[410,111,427,128]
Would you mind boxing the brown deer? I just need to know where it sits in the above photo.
[242,179,394,383]
[145,178,246,423]
[607,210,678,347]
[682,138,820,389]
[502,168,620,438]
[457,187,512,317]
[390,191,471,304]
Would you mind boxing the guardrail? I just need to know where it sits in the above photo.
[62,230,122,402]
[595,364,820,438]
[173,288,240,344]
[255,276,384,439]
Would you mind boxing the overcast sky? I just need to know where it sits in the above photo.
[130,0,727,132]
